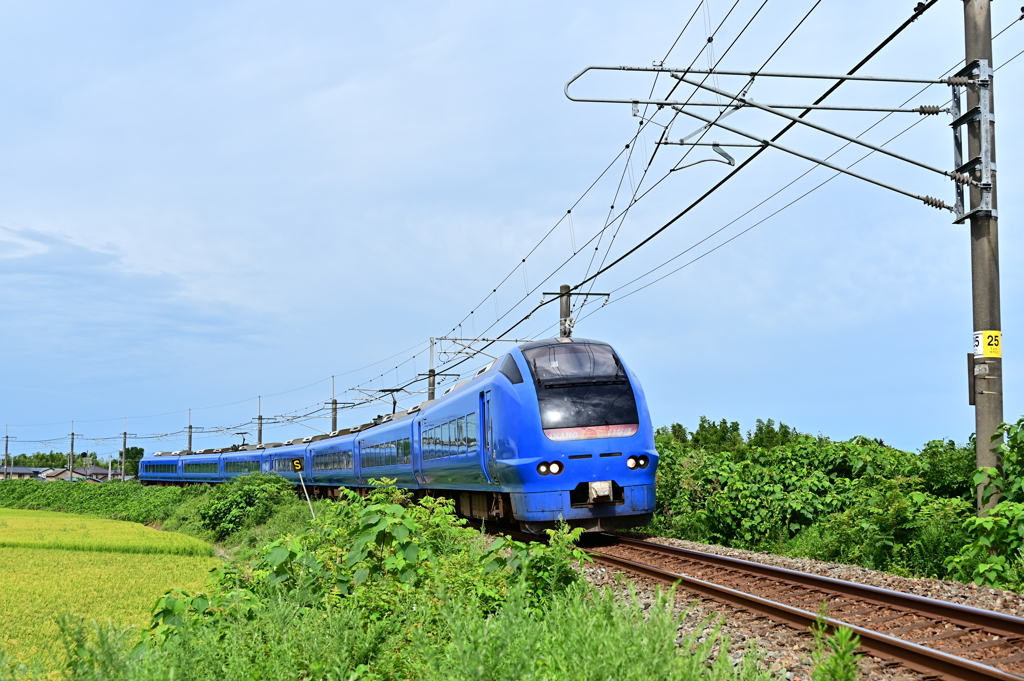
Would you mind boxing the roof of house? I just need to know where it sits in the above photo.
[1,466,46,475]
[73,466,118,476]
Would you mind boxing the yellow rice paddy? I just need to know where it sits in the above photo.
[0,508,212,556]
[0,510,220,666]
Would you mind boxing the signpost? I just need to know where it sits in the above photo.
[292,458,316,519]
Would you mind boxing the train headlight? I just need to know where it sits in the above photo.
[626,456,638,469]
[549,461,563,475]
[638,455,650,469]
[537,462,550,476]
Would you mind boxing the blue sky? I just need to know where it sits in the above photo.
[0,1,1021,457]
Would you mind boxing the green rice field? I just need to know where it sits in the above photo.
[0,508,212,556]
[0,510,220,666]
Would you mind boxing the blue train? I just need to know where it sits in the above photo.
[139,337,657,532]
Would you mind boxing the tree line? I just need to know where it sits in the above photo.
[3,448,146,475]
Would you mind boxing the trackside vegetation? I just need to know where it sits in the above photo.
[0,481,796,681]
[649,415,1024,591]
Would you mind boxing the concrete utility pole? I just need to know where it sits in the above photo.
[121,420,127,481]
[257,396,263,446]
[188,409,193,453]
[543,285,610,338]
[963,0,1003,512]
[331,376,338,432]
[559,284,572,338]
[68,422,75,475]
[4,427,10,480]
[428,338,436,401]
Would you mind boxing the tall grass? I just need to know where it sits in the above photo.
[9,588,771,681]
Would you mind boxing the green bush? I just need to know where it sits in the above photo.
[0,480,187,525]
[946,416,1024,589]
[194,474,298,541]
[649,417,981,580]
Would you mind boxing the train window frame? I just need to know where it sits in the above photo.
[499,354,524,384]
[467,412,479,451]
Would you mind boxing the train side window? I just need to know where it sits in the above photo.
[467,412,479,451]
[457,417,467,455]
[499,355,524,384]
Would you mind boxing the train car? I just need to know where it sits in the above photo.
[139,337,657,532]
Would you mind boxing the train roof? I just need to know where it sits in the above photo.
[144,341,612,459]
[516,337,608,351]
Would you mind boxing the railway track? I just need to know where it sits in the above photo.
[584,535,1024,681]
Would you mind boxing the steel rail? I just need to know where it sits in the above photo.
[610,536,1024,638]
[587,549,1021,681]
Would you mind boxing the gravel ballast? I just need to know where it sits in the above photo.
[621,533,1024,618]
[582,534,1024,680]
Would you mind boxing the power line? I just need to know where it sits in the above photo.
[580,0,823,308]
[579,12,1022,313]
[564,0,942,299]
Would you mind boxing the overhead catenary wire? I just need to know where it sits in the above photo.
[410,0,947,403]
[572,10,1022,326]
[578,0,824,310]
[574,0,753,313]
[320,0,952,420]
[585,11,1023,311]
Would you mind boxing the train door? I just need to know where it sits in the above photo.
[412,419,426,485]
[480,391,497,483]
[354,440,363,485]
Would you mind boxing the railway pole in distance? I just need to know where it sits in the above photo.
[428,337,436,401]
[542,285,610,338]
[68,423,75,476]
[963,0,1003,513]
[332,375,338,432]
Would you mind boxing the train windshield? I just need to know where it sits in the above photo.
[522,343,639,441]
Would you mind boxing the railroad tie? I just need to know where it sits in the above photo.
[885,620,945,636]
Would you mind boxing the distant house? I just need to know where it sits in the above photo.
[73,466,123,481]
[27,467,125,482]
[41,468,85,482]
[0,466,46,480]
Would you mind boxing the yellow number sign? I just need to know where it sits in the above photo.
[291,458,304,472]
[974,330,1002,358]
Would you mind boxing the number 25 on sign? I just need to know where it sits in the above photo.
[974,330,1002,358]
